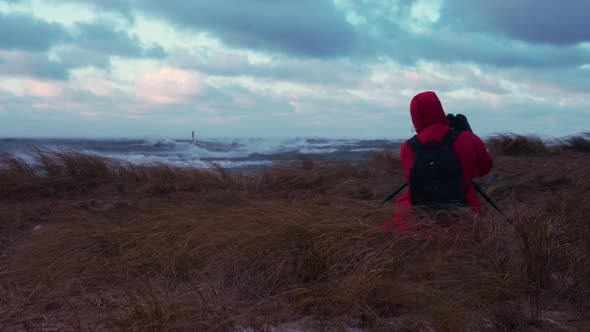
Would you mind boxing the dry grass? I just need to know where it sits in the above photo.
[560,132,590,153]
[486,132,590,156]
[486,134,550,156]
[1,136,589,331]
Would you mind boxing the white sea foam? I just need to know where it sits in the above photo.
[0,137,401,169]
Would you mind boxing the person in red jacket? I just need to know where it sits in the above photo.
[377,91,493,235]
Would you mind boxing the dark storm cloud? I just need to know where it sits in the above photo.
[54,21,166,70]
[70,0,133,17]
[70,21,166,59]
[138,0,358,57]
[50,0,358,57]
[334,1,590,69]
[332,0,590,68]
[388,29,590,68]
[0,12,67,51]
[169,49,366,86]
[0,11,166,78]
[440,0,590,45]
[0,52,69,80]
[34,0,135,20]
[2,0,589,85]
[0,12,164,60]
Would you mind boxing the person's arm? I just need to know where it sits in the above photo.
[399,141,413,183]
[449,114,492,177]
[471,134,493,177]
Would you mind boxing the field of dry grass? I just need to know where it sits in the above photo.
[1,133,589,331]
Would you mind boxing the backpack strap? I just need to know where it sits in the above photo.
[407,135,424,152]
[441,129,461,147]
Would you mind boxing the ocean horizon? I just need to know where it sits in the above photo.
[0,137,404,170]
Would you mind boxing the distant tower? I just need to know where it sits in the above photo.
[192,131,195,142]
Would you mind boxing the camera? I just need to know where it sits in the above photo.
[447,113,472,132]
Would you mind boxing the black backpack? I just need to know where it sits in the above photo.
[407,130,467,208]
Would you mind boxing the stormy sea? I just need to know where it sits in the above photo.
[0,137,403,170]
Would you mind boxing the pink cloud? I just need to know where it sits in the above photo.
[476,91,503,108]
[135,68,206,104]
[527,82,569,96]
[402,70,443,88]
[76,75,118,97]
[23,79,64,98]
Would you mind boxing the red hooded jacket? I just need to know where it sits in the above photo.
[379,91,493,234]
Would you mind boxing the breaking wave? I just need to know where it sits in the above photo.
[0,137,402,170]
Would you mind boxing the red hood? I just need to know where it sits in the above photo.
[410,91,449,132]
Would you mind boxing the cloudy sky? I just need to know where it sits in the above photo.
[0,0,589,139]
